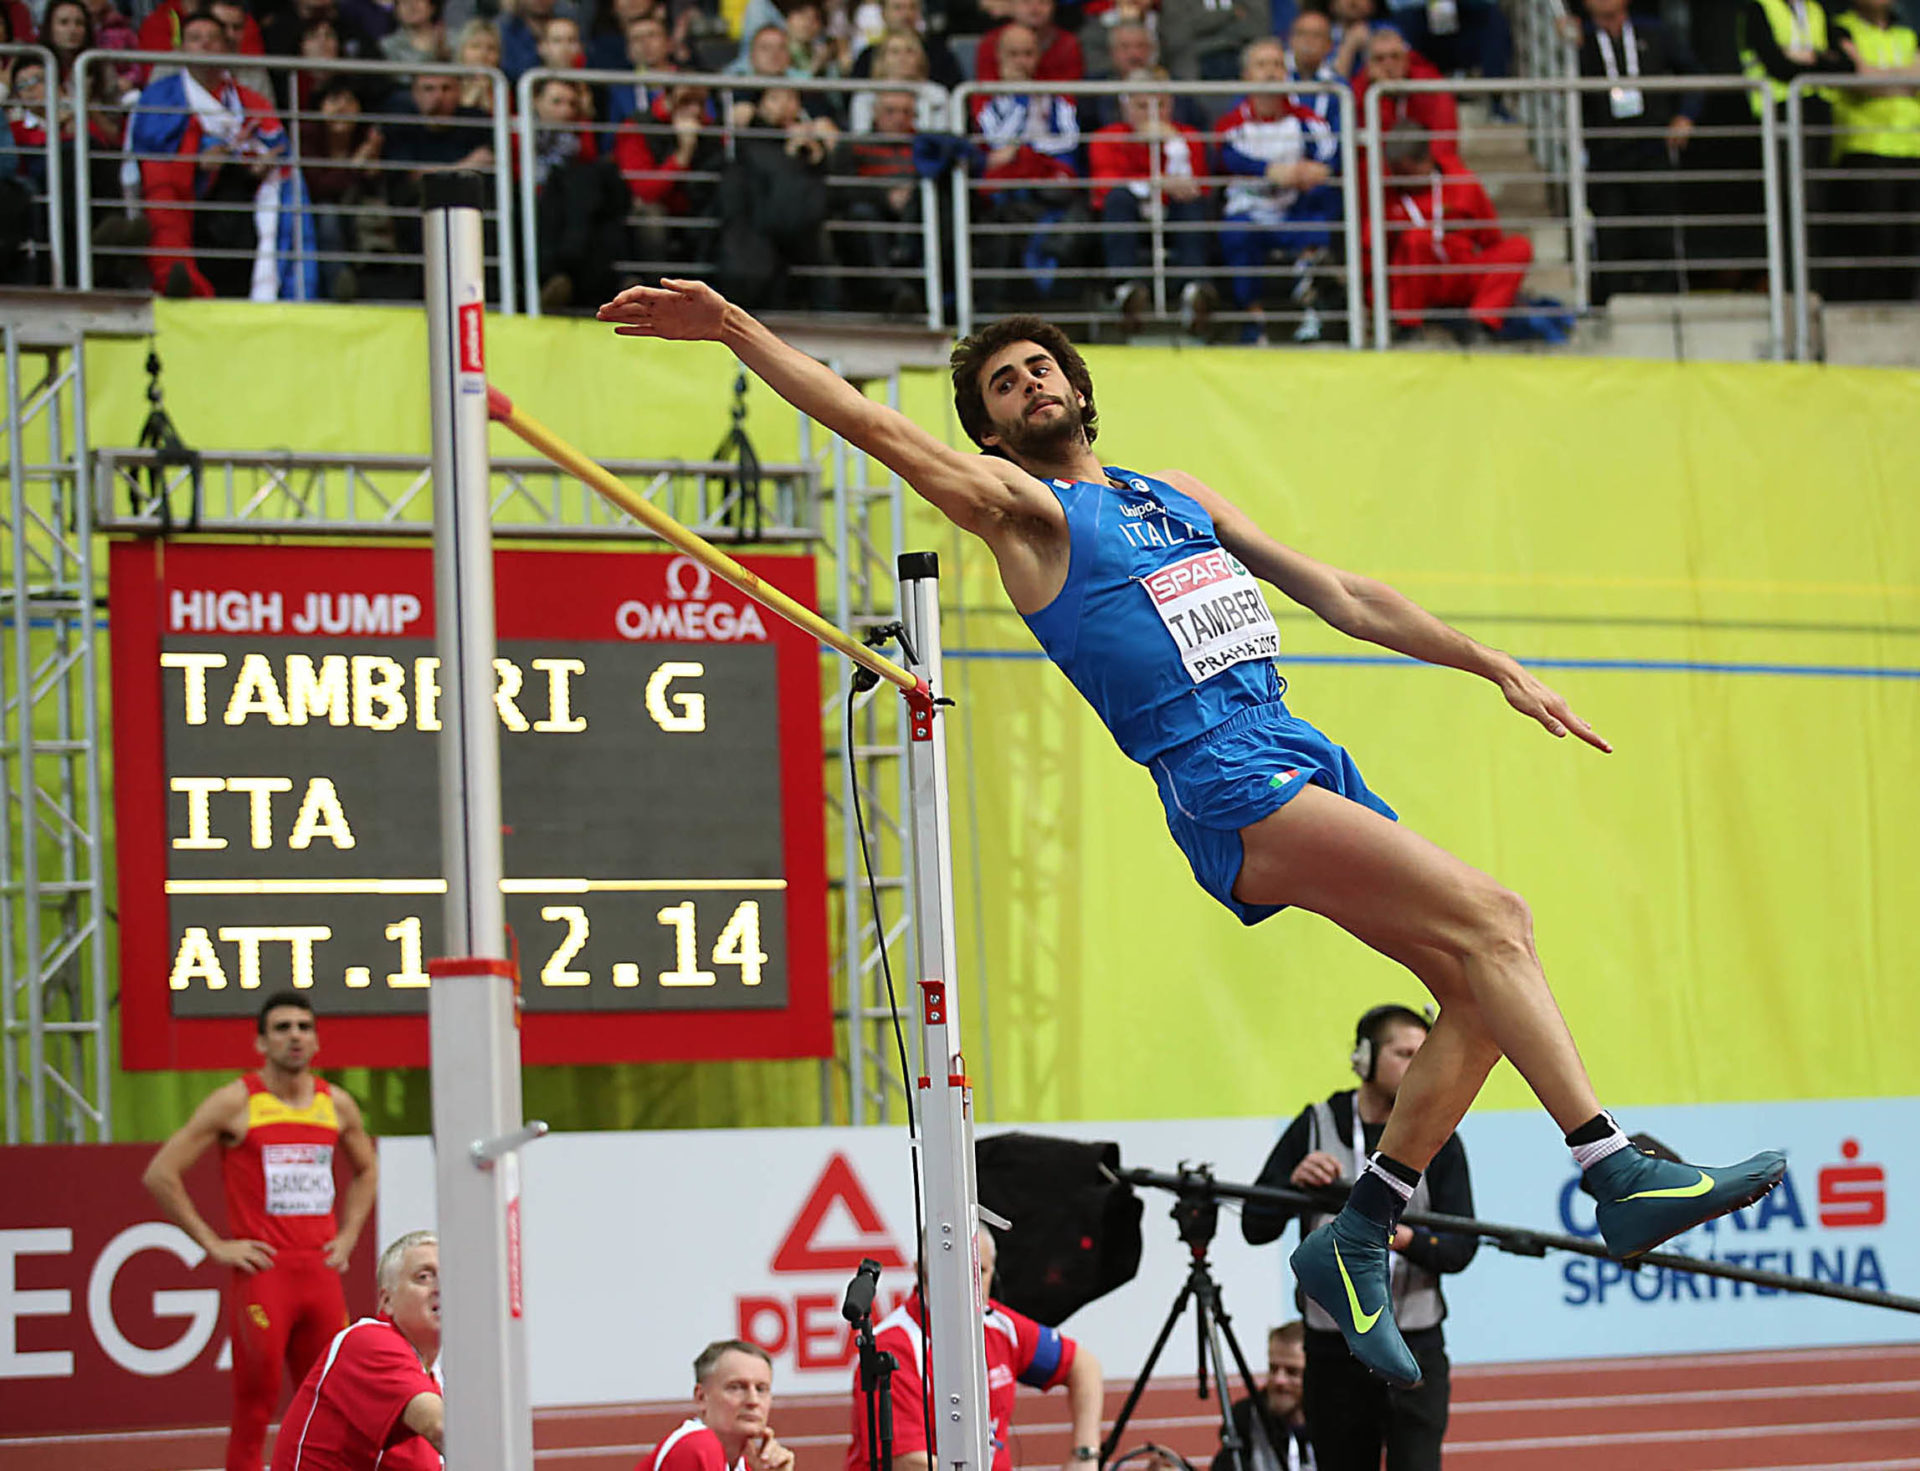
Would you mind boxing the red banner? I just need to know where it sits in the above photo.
[0,1142,375,1435]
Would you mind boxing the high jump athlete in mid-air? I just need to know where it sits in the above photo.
[599,283,1785,1389]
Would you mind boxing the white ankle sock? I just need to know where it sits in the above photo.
[1570,1114,1633,1172]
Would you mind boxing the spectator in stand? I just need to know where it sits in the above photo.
[976,0,1084,82]
[716,83,841,308]
[1327,0,1375,78]
[584,0,650,68]
[609,12,677,123]
[847,28,925,130]
[455,17,503,111]
[528,73,629,308]
[1828,0,1920,300]
[784,0,848,77]
[139,0,265,57]
[126,8,312,299]
[614,80,721,264]
[1218,35,1340,342]
[1736,0,1852,289]
[211,0,276,96]
[301,75,389,299]
[848,0,963,87]
[83,0,138,52]
[261,0,372,65]
[502,0,573,81]
[33,0,129,285]
[382,0,450,65]
[1287,8,1344,129]
[1355,24,1459,166]
[289,19,343,116]
[1573,0,1700,303]
[1084,20,1210,130]
[1083,5,1152,87]
[835,85,927,313]
[1374,119,1530,341]
[729,20,799,77]
[385,67,494,287]
[1092,72,1218,334]
[970,20,1083,310]
[638,1342,795,1471]
[1161,0,1267,81]
[539,12,586,68]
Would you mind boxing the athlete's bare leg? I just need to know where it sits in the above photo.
[1232,783,1605,1165]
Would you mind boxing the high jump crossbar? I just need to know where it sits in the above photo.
[485,386,924,699]
[435,195,993,1471]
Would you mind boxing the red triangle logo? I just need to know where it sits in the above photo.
[771,1152,907,1273]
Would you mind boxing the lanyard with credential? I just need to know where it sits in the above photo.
[1596,18,1639,78]
[1399,175,1445,244]
[1788,0,1813,47]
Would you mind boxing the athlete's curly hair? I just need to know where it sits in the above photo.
[949,316,1098,458]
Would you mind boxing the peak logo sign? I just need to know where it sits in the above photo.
[736,1152,913,1374]
[1557,1137,1893,1308]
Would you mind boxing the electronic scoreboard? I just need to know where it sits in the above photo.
[110,541,830,1069]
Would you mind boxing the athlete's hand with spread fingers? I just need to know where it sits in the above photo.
[1290,1151,1344,1189]
[597,278,729,341]
[322,1235,354,1272]
[746,1429,794,1471]
[1497,664,1611,753]
[210,1237,277,1273]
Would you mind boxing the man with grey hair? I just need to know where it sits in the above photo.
[271,1230,442,1470]
[639,1340,796,1471]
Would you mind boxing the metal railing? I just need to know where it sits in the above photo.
[1364,74,1783,353]
[1787,72,1920,361]
[72,48,517,311]
[512,67,947,327]
[949,78,1362,343]
[0,55,1895,355]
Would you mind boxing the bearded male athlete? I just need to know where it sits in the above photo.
[598,282,1785,1388]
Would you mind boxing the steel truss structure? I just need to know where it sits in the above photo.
[0,319,111,1142]
[0,303,968,1139]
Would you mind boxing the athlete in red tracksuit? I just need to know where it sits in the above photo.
[1372,137,1533,336]
[145,993,379,1471]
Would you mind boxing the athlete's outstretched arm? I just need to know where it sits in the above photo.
[599,281,1037,535]
[1162,469,1611,753]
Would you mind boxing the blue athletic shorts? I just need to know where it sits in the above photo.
[1148,701,1398,926]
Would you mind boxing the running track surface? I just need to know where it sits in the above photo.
[4,1344,1914,1471]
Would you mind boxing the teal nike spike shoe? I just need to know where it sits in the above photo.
[1589,1147,1788,1260]
[1289,1212,1421,1389]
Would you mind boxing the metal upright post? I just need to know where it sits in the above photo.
[1786,81,1812,362]
[423,171,537,1471]
[897,551,991,1471]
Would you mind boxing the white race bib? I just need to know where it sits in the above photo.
[262,1143,336,1216]
[1141,549,1280,683]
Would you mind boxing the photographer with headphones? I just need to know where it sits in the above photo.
[1240,1006,1478,1471]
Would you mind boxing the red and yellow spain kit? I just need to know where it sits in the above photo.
[221,1075,352,1471]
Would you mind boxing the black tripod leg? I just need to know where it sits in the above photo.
[1101,1277,1196,1464]
[1196,1270,1279,1468]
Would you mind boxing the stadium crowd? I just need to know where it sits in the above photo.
[0,0,1910,338]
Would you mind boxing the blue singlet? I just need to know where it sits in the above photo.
[1020,467,1396,925]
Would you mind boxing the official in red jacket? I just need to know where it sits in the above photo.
[1374,120,1532,339]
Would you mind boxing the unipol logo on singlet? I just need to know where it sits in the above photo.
[1141,549,1280,683]
[261,1143,336,1216]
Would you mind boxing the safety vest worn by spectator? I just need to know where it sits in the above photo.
[1739,0,1829,113]
[1830,13,1920,160]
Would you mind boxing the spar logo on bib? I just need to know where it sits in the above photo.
[1141,549,1280,683]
